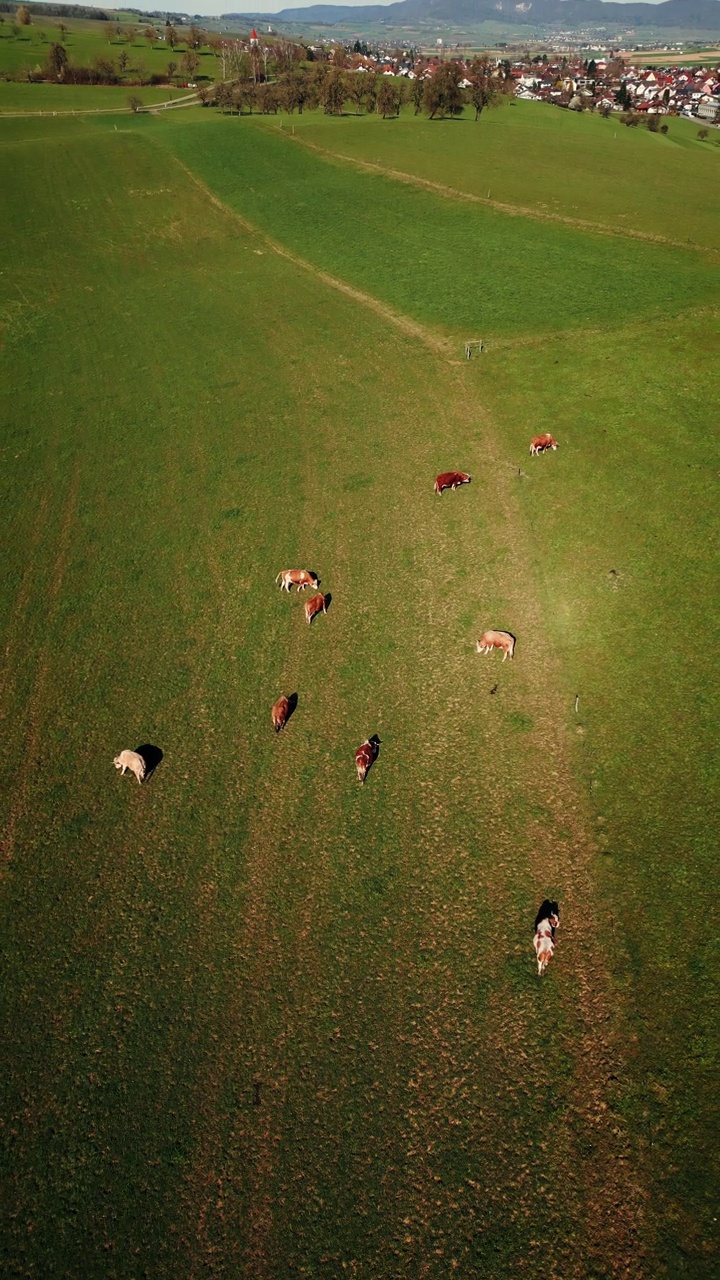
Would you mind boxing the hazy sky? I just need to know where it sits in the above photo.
[88,0,667,16]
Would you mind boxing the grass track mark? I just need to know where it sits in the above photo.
[0,463,79,869]
[0,487,52,722]
[457,384,653,1275]
[179,453,329,1279]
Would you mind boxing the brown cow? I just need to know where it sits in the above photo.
[276,569,319,593]
[355,736,380,785]
[530,434,559,456]
[304,592,327,626]
[434,471,471,495]
[271,695,290,733]
[476,630,516,661]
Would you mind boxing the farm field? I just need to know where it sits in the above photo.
[1,103,718,1280]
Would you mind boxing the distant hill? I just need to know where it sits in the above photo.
[222,0,720,31]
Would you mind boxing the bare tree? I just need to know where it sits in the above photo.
[377,76,402,118]
[181,49,200,82]
[45,40,68,80]
[346,73,365,114]
[467,56,502,120]
[321,67,346,115]
[423,62,464,119]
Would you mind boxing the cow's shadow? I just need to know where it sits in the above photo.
[323,592,332,614]
[368,734,381,766]
[286,693,299,724]
[135,744,163,782]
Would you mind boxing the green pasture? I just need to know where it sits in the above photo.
[0,107,718,1279]
[0,18,219,81]
[280,100,720,251]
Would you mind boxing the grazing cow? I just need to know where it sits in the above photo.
[304,592,327,626]
[476,630,516,661]
[275,569,319,593]
[533,900,560,977]
[434,471,471,496]
[355,735,380,785]
[113,749,146,785]
[272,695,290,734]
[530,434,559,456]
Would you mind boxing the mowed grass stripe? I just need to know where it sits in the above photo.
[145,114,719,341]
[271,123,720,257]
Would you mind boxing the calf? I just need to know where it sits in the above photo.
[271,695,290,734]
[434,471,471,495]
[533,900,560,978]
[304,592,327,626]
[476,630,516,661]
[530,434,559,456]
[276,569,319,593]
[355,736,380,785]
[113,749,146,785]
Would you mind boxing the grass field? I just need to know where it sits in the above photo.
[0,82,183,112]
[263,104,719,251]
[0,100,718,1279]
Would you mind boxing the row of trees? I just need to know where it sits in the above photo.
[214,61,509,120]
[42,39,200,84]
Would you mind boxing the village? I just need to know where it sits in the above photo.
[352,51,720,122]
[509,55,720,120]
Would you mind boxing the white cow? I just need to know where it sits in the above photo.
[113,749,146,784]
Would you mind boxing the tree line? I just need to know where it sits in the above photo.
[213,60,509,120]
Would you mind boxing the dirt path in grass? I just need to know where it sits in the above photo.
[162,158,655,1271]
[276,128,719,258]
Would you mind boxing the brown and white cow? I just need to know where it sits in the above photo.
[271,695,290,734]
[304,592,327,626]
[434,471,471,495]
[533,918,557,976]
[355,736,380,785]
[530,434,559,456]
[533,901,560,977]
[276,569,319,593]
[476,630,516,661]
